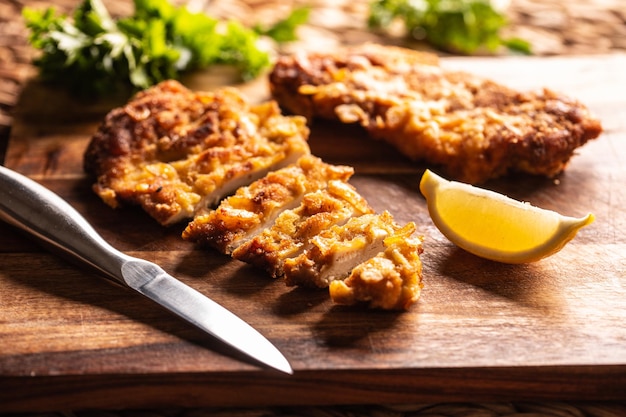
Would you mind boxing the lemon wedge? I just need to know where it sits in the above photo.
[419,169,595,263]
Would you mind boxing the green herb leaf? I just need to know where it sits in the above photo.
[368,0,532,55]
[22,0,298,96]
[254,7,310,43]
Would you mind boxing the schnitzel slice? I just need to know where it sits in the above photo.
[269,43,603,184]
[182,155,353,254]
[329,222,424,310]
[84,80,310,225]
[282,211,410,288]
[231,179,374,278]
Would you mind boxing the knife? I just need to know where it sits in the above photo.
[0,165,292,374]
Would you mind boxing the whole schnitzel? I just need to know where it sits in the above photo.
[269,44,603,184]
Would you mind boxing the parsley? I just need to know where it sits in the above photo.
[23,0,307,96]
[254,6,310,43]
[368,0,531,55]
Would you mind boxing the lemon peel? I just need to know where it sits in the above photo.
[419,169,595,264]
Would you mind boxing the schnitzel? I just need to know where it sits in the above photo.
[84,80,310,225]
[269,43,603,184]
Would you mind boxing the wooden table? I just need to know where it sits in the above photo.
[1,54,625,412]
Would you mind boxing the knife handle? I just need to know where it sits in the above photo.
[0,165,130,285]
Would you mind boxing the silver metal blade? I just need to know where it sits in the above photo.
[121,258,292,374]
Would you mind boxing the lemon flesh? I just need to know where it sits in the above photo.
[419,170,595,264]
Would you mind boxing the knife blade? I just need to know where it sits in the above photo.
[0,165,292,374]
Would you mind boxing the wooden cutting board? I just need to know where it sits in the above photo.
[1,55,625,412]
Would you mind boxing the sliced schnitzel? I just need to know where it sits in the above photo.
[84,79,425,310]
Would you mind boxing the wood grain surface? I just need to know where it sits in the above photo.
[1,55,625,412]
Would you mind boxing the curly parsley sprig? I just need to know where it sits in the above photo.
[23,0,308,96]
[368,0,531,55]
